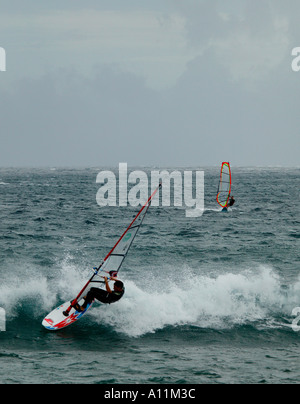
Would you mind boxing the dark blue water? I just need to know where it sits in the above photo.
[0,167,299,384]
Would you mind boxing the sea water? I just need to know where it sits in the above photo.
[0,167,299,384]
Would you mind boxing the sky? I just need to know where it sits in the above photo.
[0,0,299,167]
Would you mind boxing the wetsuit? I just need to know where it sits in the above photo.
[82,287,124,307]
[228,198,235,207]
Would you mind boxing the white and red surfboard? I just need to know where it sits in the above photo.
[42,299,93,331]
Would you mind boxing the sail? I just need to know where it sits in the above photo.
[216,162,232,208]
[63,183,161,316]
[100,201,151,277]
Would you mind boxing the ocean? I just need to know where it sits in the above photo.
[0,166,299,385]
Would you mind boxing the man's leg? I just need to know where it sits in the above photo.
[82,287,108,308]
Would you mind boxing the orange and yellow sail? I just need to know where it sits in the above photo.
[216,162,232,208]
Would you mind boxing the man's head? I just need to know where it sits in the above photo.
[114,280,124,292]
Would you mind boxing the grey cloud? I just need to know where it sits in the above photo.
[0,1,299,167]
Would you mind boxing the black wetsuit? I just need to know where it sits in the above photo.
[228,198,235,207]
[82,287,124,307]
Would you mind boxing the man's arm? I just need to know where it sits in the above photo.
[104,277,112,294]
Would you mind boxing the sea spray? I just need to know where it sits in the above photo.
[89,265,290,337]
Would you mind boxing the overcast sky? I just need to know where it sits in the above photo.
[0,0,299,167]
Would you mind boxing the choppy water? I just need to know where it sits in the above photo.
[0,167,299,384]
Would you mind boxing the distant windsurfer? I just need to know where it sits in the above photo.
[74,277,125,312]
[228,195,235,207]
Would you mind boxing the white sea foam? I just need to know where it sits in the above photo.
[89,265,296,337]
[1,259,297,336]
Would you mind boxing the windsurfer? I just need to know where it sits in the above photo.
[74,277,125,311]
[228,195,235,207]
